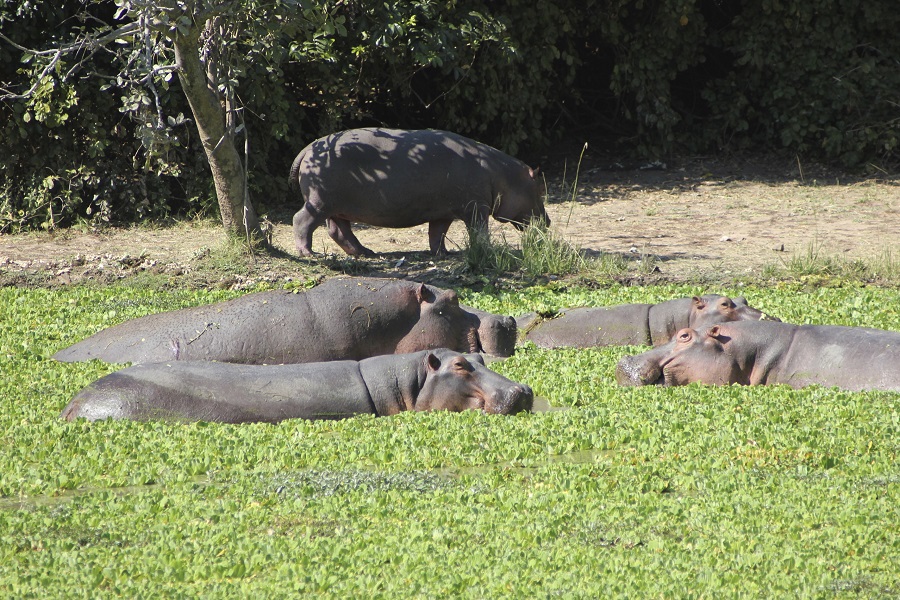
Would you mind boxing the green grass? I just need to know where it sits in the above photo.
[763,242,900,286]
[2,283,900,597]
[463,222,628,281]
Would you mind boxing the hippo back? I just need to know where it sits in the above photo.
[61,360,376,423]
[774,324,900,391]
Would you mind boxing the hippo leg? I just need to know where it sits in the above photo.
[327,217,376,257]
[428,219,453,254]
[292,203,325,256]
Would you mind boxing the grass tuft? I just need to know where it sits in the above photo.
[463,221,591,278]
[763,241,900,285]
[519,221,587,277]
[462,226,520,273]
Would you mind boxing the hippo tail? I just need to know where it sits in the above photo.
[288,147,309,192]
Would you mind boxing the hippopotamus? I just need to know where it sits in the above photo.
[288,128,549,256]
[52,278,517,365]
[517,294,776,348]
[61,349,534,423]
[616,320,900,392]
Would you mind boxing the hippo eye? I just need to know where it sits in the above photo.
[678,331,692,342]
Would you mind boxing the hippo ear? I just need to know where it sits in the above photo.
[529,166,541,179]
[465,353,486,366]
[424,352,441,373]
[415,283,435,305]
[706,325,732,344]
[692,296,706,309]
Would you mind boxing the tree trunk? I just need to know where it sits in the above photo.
[172,24,261,240]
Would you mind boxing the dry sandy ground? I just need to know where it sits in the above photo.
[1,157,897,287]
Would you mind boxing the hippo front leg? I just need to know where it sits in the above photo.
[327,217,376,257]
[428,219,454,254]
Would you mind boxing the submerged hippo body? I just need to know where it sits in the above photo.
[52,278,517,365]
[616,320,900,392]
[518,295,775,348]
[289,128,548,256]
[61,349,534,423]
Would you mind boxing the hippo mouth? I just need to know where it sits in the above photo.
[661,366,677,386]
[465,328,482,354]
[659,357,680,386]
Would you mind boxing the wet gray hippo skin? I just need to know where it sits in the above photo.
[52,278,517,365]
[517,294,775,349]
[61,349,534,423]
[616,320,900,392]
[288,128,549,256]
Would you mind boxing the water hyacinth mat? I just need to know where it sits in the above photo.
[1,283,898,596]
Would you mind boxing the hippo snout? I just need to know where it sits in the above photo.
[487,382,534,415]
[538,210,551,228]
[477,314,518,357]
[511,211,551,231]
[615,355,663,387]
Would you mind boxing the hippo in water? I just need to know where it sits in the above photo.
[616,320,900,392]
[288,128,549,256]
[61,349,534,423]
[517,294,777,348]
[52,278,517,365]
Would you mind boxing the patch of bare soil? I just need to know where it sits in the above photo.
[1,156,897,288]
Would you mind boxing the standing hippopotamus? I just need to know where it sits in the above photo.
[52,278,517,365]
[517,294,776,348]
[288,128,549,256]
[61,349,534,423]
[616,320,900,392]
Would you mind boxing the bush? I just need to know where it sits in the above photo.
[1,0,896,233]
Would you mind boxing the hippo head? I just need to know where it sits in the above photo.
[688,295,779,331]
[616,325,749,387]
[394,284,517,357]
[414,350,533,415]
[394,284,480,355]
[493,166,550,230]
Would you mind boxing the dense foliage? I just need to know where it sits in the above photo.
[1,0,897,232]
[1,282,899,595]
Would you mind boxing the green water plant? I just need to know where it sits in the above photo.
[1,283,899,597]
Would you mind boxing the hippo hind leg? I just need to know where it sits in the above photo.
[428,219,453,255]
[327,217,376,257]
[292,202,325,256]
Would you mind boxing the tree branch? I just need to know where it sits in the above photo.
[0,23,143,100]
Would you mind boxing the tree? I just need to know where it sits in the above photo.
[1,0,346,242]
[3,1,573,235]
